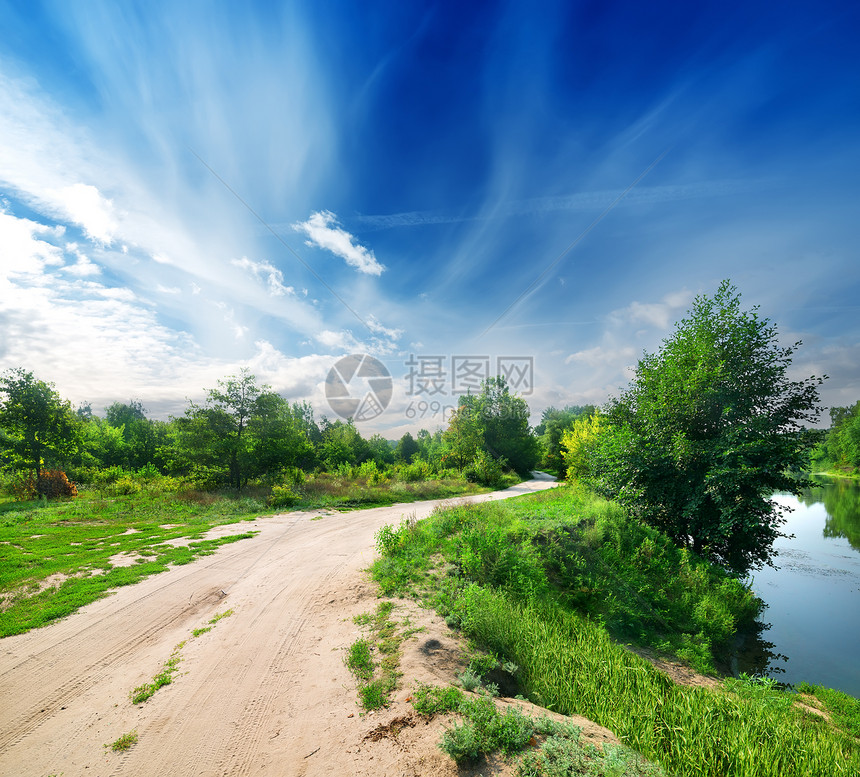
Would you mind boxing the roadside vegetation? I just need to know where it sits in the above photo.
[374,485,759,674]
[373,487,860,775]
[345,600,424,711]
[412,683,665,775]
[0,466,505,637]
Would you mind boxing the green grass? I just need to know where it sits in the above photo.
[0,489,263,637]
[372,484,860,775]
[345,601,411,710]
[372,484,760,673]
[454,584,860,776]
[797,682,860,738]
[106,730,138,752]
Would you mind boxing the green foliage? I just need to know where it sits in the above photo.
[346,638,375,681]
[107,730,138,752]
[589,281,825,574]
[811,401,860,473]
[444,377,540,476]
[437,695,535,762]
[396,432,420,463]
[536,405,597,475]
[561,411,602,482]
[267,484,299,509]
[463,449,509,487]
[411,683,464,715]
[518,728,666,777]
[372,486,760,674]
[0,369,79,488]
[173,369,312,490]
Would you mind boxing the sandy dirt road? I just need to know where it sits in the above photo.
[0,476,557,777]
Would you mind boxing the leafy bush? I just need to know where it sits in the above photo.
[267,484,299,509]
[463,450,508,487]
[11,470,78,500]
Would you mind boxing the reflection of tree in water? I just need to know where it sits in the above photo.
[798,476,860,551]
[720,616,789,683]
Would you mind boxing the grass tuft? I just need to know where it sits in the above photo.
[106,730,138,752]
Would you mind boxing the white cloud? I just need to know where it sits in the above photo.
[47,183,118,244]
[565,345,636,367]
[367,314,404,341]
[293,210,384,275]
[63,254,102,277]
[609,289,693,330]
[156,284,181,294]
[316,329,362,351]
[0,210,65,275]
[231,256,295,297]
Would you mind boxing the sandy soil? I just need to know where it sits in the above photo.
[0,476,569,777]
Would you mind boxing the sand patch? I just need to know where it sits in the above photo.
[108,551,144,568]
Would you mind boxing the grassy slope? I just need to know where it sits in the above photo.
[371,485,860,776]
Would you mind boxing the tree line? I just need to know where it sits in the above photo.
[0,369,541,496]
[811,401,860,473]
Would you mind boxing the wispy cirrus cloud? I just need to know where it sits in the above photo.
[293,210,384,275]
[352,180,774,232]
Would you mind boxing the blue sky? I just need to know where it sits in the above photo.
[0,0,857,435]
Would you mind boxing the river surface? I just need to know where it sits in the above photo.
[733,476,860,696]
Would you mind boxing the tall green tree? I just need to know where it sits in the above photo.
[104,400,165,469]
[443,377,540,476]
[0,369,78,490]
[175,369,274,488]
[536,404,596,474]
[396,432,420,463]
[590,281,825,573]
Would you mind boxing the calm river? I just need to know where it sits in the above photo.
[732,475,860,696]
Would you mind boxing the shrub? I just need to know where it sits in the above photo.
[463,451,507,487]
[267,484,299,509]
[11,470,78,500]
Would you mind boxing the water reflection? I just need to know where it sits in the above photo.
[728,476,860,696]
[799,475,860,550]
[720,619,787,680]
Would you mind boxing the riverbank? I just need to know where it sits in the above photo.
[372,484,860,774]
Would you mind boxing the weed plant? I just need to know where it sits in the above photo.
[411,682,664,774]
[346,601,407,710]
[131,643,184,704]
[106,730,138,752]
